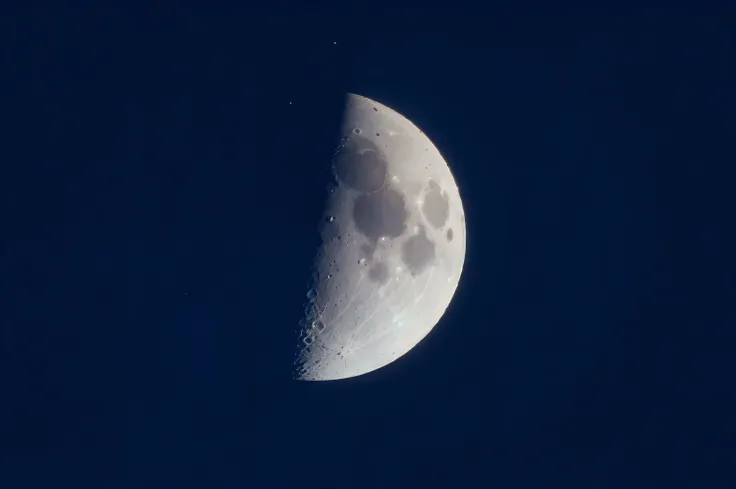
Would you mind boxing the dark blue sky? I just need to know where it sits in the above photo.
[1,6,734,487]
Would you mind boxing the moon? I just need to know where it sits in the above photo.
[294,93,466,381]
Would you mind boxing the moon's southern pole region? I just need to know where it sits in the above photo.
[295,93,466,381]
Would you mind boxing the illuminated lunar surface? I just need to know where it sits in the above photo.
[294,93,466,381]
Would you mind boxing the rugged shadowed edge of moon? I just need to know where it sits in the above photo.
[294,93,466,381]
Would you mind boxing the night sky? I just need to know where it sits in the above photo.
[1,6,734,487]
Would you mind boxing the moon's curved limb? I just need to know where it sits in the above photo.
[295,93,466,381]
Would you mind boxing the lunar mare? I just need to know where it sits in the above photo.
[295,93,466,381]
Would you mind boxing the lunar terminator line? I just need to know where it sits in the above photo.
[294,93,466,381]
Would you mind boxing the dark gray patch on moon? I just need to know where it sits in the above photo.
[401,227,435,276]
[352,186,408,241]
[333,135,387,193]
[368,262,390,285]
[446,228,454,242]
[422,179,449,228]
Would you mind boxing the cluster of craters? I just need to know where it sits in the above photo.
[331,131,454,282]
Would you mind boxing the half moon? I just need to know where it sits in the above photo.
[294,93,466,381]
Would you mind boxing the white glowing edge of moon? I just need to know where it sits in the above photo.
[295,93,466,381]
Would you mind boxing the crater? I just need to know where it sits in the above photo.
[421,179,449,228]
[352,185,408,241]
[446,228,454,242]
[368,261,390,285]
[333,135,387,193]
[401,226,435,276]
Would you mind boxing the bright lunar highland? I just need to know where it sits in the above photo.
[294,93,466,381]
